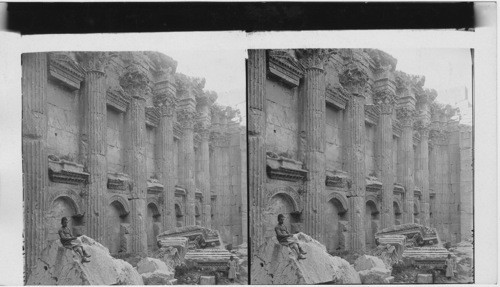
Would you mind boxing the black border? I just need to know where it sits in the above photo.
[7,2,476,35]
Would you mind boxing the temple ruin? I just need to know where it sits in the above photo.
[248,49,473,255]
[22,51,247,279]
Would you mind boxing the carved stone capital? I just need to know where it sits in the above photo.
[373,90,396,114]
[75,52,108,73]
[339,62,370,97]
[177,109,196,130]
[120,63,152,96]
[413,120,431,138]
[396,106,417,127]
[295,49,335,70]
[429,129,448,145]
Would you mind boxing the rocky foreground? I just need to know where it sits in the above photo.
[27,236,143,285]
[251,232,361,284]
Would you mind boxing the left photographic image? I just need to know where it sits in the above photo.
[22,51,247,285]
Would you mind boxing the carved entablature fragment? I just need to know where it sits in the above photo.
[393,183,405,195]
[147,177,164,194]
[365,105,380,126]
[48,53,85,91]
[268,50,304,87]
[325,170,351,189]
[145,106,161,128]
[107,172,130,191]
[266,152,308,182]
[366,176,383,193]
[106,86,131,113]
[48,156,89,185]
[326,85,349,109]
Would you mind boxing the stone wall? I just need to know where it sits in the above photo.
[22,51,245,279]
[249,48,473,253]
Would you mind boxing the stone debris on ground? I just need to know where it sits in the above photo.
[251,232,360,284]
[27,236,143,285]
[354,255,393,284]
[136,257,176,285]
[155,236,188,268]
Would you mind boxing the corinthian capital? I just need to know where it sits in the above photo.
[296,49,336,70]
[396,106,417,127]
[75,52,108,73]
[177,108,196,130]
[373,90,396,115]
[120,63,152,97]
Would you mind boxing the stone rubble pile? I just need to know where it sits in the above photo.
[251,232,360,284]
[27,236,143,285]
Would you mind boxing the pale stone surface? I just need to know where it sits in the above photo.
[354,255,392,284]
[199,276,216,285]
[137,257,174,285]
[27,236,143,285]
[417,273,433,283]
[251,232,360,284]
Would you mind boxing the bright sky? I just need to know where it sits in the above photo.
[160,49,247,123]
[382,48,473,106]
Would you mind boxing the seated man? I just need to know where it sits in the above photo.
[275,214,307,260]
[58,217,91,263]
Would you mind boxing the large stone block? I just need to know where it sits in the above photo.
[137,257,175,285]
[251,232,361,284]
[416,273,433,283]
[199,276,216,285]
[354,255,387,271]
[27,236,143,285]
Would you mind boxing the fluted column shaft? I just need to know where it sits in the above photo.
[417,129,430,226]
[22,53,48,278]
[248,50,266,251]
[179,114,196,226]
[346,93,366,251]
[157,106,176,231]
[199,131,211,228]
[81,70,107,244]
[401,122,415,223]
[126,95,148,254]
[301,67,326,243]
[377,108,394,229]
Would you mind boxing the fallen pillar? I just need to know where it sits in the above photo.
[402,246,450,269]
[184,248,232,271]
[251,232,361,284]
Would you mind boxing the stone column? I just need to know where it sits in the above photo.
[429,126,449,241]
[447,120,461,243]
[78,52,107,244]
[374,87,396,229]
[196,92,216,228]
[229,119,243,244]
[296,49,330,244]
[22,53,49,277]
[248,50,267,251]
[397,105,416,224]
[122,65,149,255]
[154,72,177,231]
[178,93,197,226]
[339,51,369,251]
[220,114,231,242]
[416,127,430,226]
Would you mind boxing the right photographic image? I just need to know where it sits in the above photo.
[247,49,473,284]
